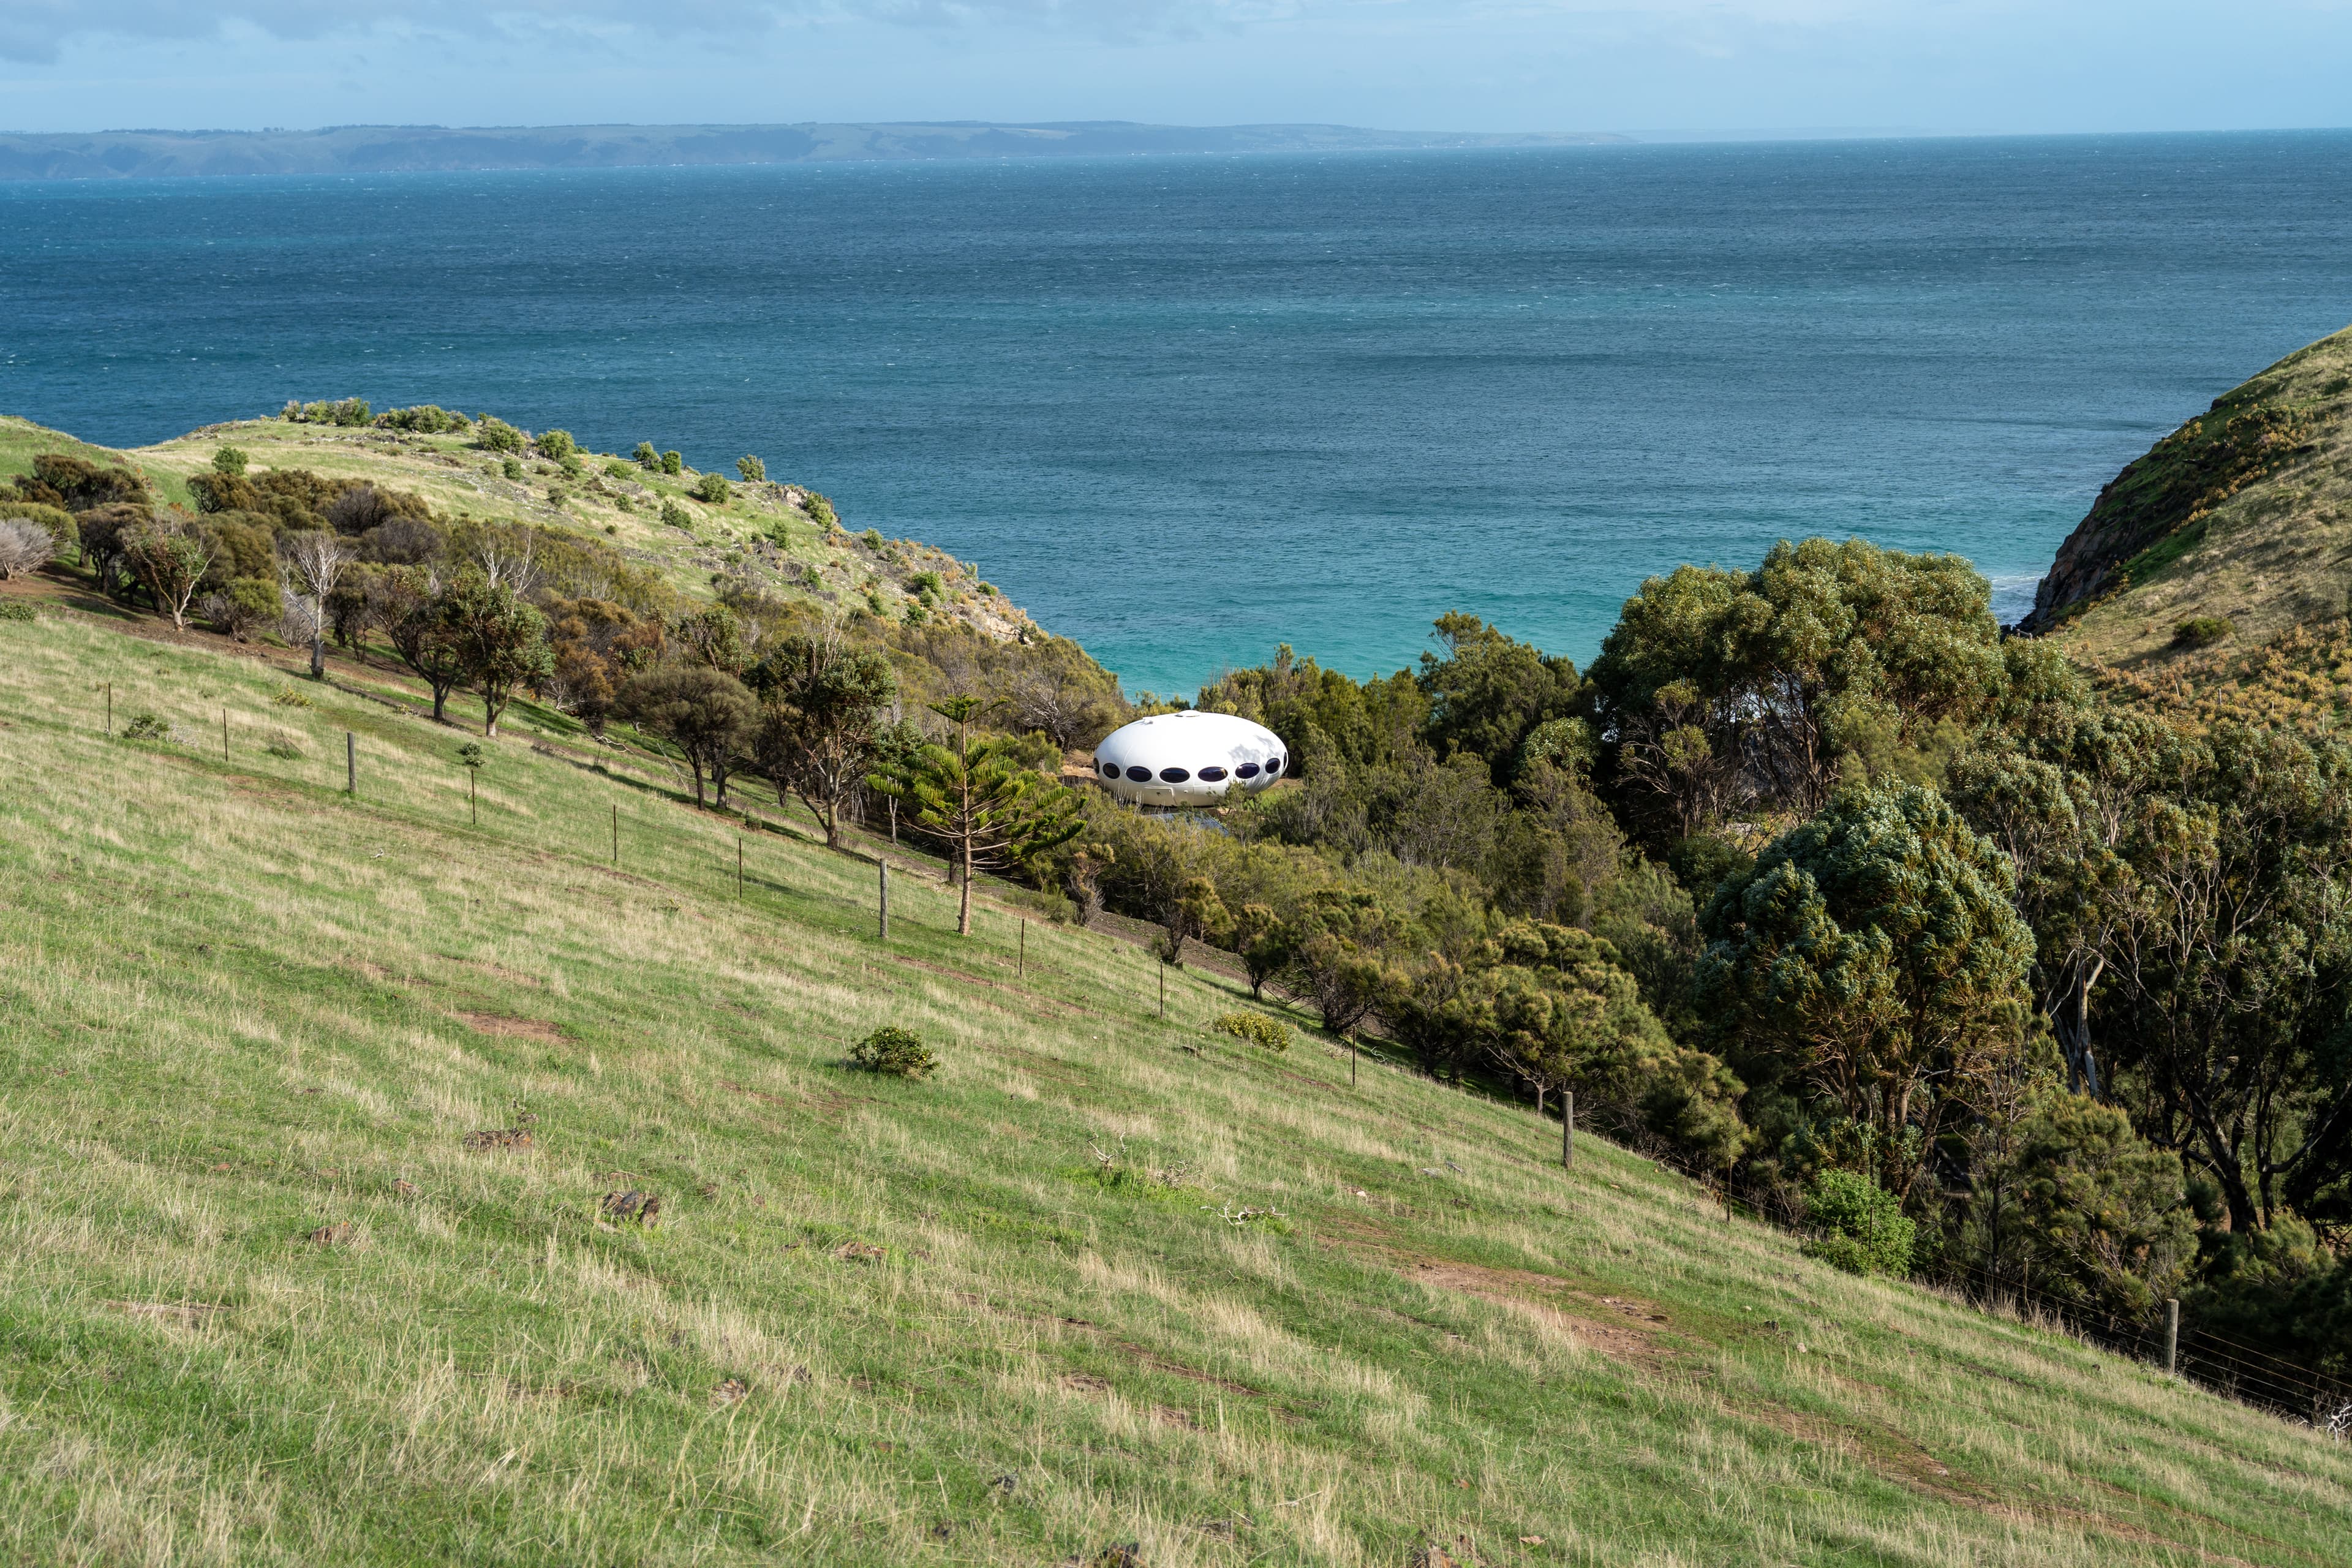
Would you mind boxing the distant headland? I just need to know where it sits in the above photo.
[0,121,1632,182]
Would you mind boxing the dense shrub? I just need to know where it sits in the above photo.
[204,577,281,641]
[476,417,526,454]
[9,453,150,512]
[633,442,660,469]
[376,405,469,434]
[1211,1012,1290,1052]
[0,518,53,578]
[535,429,576,461]
[805,493,839,529]
[1802,1169,1915,1275]
[660,450,684,476]
[660,499,694,530]
[211,446,250,477]
[121,712,173,741]
[2173,616,2234,649]
[692,472,731,504]
[736,454,766,482]
[501,459,524,481]
[0,601,36,623]
[280,398,371,426]
[848,1026,938,1079]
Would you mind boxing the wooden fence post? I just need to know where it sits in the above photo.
[611,803,618,865]
[737,834,744,899]
[1563,1091,1575,1172]
[2164,1298,2179,1374]
[878,856,890,941]
[346,731,356,794]
[1019,918,1026,978]
[222,709,229,762]
[105,683,111,735]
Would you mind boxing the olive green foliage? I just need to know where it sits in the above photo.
[804,492,838,529]
[203,577,280,643]
[535,429,576,462]
[1959,1082,2193,1321]
[9,452,150,513]
[748,630,897,848]
[848,1026,938,1079]
[501,458,524,481]
[440,571,553,738]
[661,450,683,476]
[211,446,250,477]
[736,454,765,483]
[1587,538,2009,848]
[1210,1012,1290,1052]
[375,404,469,434]
[120,712,172,741]
[475,417,526,454]
[619,665,756,808]
[280,398,372,426]
[1803,1169,1916,1276]
[692,472,730,504]
[1695,783,2034,1199]
[632,442,659,469]
[660,499,693,530]
[2172,616,2234,649]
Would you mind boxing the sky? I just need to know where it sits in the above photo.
[1,1,2347,138]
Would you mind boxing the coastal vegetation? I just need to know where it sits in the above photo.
[9,356,2352,1559]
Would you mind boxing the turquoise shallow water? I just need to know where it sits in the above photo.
[4,132,2350,696]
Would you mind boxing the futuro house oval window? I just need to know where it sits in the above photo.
[1197,766,1228,782]
[1266,756,1284,775]
[1159,767,1191,783]
[1098,760,1116,777]
[1235,762,1261,778]
[1127,765,1155,782]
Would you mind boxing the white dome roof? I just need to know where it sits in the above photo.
[1091,710,1289,805]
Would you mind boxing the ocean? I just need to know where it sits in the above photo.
[5,131,2350,696]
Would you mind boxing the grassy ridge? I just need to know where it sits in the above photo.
[4,606,2351,1566]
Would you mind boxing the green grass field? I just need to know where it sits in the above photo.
[4,604,2351,1567]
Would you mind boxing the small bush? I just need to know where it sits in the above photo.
[979,581,998,597]
[377,405,469,434]
[476,417,525,454]
[0,601,38,623]
[559,454,583,480]
[264,736,304,760]
[502,458,525,481]
[861,528,884,550]
[2173,616,2234,649]
[1211,1012,1290,1052]
[660,450,683,476]
[205,576,279,641]
[692,472,731,504]
[605,460,635,480]
[848,1026,938,1079]
[122,712,173,741]
[211,446,250,477]
[805,493,838,530]
[633,442,660,469]
[909,570,943,601]
[736,454,765,482]
[660,499,695,530]
[271,685,314,709]
[1802,1169,1915,1276]
[536,429,576,461]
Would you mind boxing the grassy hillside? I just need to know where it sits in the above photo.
[4,605,2351,1563]
[0,410,1031,644]
[2024,323,2352,663]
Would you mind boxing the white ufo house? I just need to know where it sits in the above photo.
[1091,711,1288,807]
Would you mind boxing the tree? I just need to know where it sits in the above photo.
[371,568,469,722]
[535,429,575,461]
[1694,782,2035,1199]
[121,517,216,630]
[1286,889,1396,1037]
[621,665,756,807]
[211,446,250,477]
[1065,841,1115,927]
[736,454,766,483]
[1232,903,1292,1000]
[750,625,897,847]
[1162,875,1232,965]
[868,696,1085,936]
[1417,612,1581,785]
[693,472,731,504]
[1587,540,2008,849]
[277,530,354,677]
[662,450,683,476]
[633,442,660,469]
[442,571,552,737]
[0,518,52,579]
[671,603,752,675]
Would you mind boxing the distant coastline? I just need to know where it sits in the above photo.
[0,121,1631,183]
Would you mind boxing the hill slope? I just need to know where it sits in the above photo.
[3,606,2350,1561]
[2021,323,2352,662]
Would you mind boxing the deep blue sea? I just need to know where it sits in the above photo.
[5,132,2351,696]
